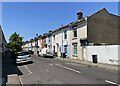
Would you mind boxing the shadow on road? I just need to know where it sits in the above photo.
[2,50,23,85]
[43,56,54,59]
[17,61,34,66]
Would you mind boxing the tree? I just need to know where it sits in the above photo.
[8,32,23,53]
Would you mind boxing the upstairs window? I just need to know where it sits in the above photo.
[48,37,50,42]
[73,27,77,38]
[64,31,67,39]
[53,35,55,41]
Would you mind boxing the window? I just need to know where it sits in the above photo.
[53,35,55,40]
[64,31,67,39]
[48,45,50,49]
[73,27,77,37]
[73,43,77,55]
[48,37,50,42]
[59,47,61,52]
[64,45,67,54]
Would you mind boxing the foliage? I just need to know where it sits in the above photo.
[8,32,23,54]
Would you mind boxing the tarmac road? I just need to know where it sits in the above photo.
[18,55,119,85]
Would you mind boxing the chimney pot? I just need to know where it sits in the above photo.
[77,11,83,20]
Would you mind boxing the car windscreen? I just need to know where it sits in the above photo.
[17,52,29,56]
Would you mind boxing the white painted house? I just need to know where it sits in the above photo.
[46,32,53,54]
[51,25,71,58]
[38,36,42,51]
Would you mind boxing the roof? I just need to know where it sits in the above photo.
[52,18,86,35]
[24,8,119,42]
[88,8,119,18]
[0,25,7,44]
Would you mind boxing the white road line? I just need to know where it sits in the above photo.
[55,64,81,74]
[18,76,23,85]
[66,63,84,67]
[46,70,49,72]
[49,64,53,66]
[24,65,32,74]
[105,80,119,85]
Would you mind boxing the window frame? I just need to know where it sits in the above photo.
[73,27,77,38]
[64,31,67,39]
[73,43,77,55]
[64,45,67,54]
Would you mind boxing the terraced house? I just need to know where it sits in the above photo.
[22,8,119,65]
[51,24,71,58]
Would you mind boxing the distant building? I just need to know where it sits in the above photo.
[38,35,42,51]
[46,31,53,54]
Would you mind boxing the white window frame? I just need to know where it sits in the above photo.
[73,43,77,55]
[73,27,77,38]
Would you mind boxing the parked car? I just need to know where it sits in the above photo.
[39,48,53,57]
[28,50,34,54]
[16,51,32,64]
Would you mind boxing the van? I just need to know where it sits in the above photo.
[39,48,53,57]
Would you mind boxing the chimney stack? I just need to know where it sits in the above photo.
[49,30,52,33]
[77,11,83,20]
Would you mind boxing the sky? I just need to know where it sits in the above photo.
[2,2,118,42]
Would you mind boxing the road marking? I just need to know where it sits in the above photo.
[105,80,119,85]
[66,63,84,66]
[46,70,49,72]
[18,76,23,85]
[24,65,32,74]
[55,64,81,74]
[49,64,53,66]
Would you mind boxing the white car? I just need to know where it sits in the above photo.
[39,48,53,57]
[16,51,32,64]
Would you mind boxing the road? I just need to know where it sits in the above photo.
[18,55,118,85]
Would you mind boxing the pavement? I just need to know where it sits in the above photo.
[17,55,119,85]
[6,74,21,85]
[55,57,118,72]
[2,50,22,86]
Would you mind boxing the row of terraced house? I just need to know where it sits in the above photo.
[22,8,119,65]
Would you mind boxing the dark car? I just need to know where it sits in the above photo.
[28,50,34,54]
